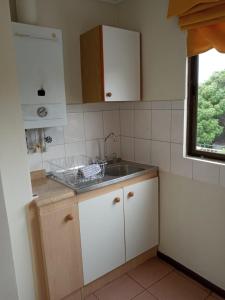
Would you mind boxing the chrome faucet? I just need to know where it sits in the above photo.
[104,132,117,161]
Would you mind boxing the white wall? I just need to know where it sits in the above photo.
[0,174,18,300]
[0,0,35,299]
[27,0,117,104]
[117,0,186,101]
[118,0,225,290]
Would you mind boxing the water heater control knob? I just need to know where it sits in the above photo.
[37,106,48,118]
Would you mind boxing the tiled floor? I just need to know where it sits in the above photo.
[85,257,225,300]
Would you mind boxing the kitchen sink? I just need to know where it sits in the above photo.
[105,164,145,177]
[48,160,157,194]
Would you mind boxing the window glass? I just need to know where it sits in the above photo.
[197,50,225,154]
[187,50,225,161]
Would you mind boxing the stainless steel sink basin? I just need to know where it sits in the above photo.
[49,160,158,194]
[105,164,145,177]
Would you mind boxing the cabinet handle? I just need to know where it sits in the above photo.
[127,192,134,198]
[113,197,121,204]
[64,214,74,222]
[106,92,112,97]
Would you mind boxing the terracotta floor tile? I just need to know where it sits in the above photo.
[128,258,173,288]
[132,291,157,300]
[94,274,144,300]
[149,271,210,300]
[85,294,98,300]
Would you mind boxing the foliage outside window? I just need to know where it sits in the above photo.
[187,49,225,161]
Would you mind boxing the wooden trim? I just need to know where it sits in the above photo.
[77,172,158,203]
[158,251,225,299]
[82,246,157,298]
[26,202,48,300]
[80,26,104,103]
[99,25,105,101]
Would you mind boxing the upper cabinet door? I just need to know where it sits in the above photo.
[80,25,141,103]
[124,178,159,262]
[13,22,66,105]
[79,189,125,284]
[103,26,141,102]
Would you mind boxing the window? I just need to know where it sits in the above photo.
[187,49,225,162]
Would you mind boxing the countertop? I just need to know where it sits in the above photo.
[31,171,75,207]
[31,162,158,208]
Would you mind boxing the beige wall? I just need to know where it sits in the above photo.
[17,0,117,104]
[118,0,225,290]
[0,174,18,299]
[0,0,35,299]
[160,172,225,289]
[117,0,186,101]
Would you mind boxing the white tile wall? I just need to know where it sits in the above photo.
[134,139,151,164]
[134,110,151,139]
[28,103,121,171]
[27,100,225,189]
[28,153,42,172]
[65,141,86,157]
[84,111,104,140]
[152,110,171,142]
[171,110,184,144]
[64,113,85,143]
[120,110,134,137]
[171,143,192,178]
[103,110,120,136]
[121,136,134,161]
[151,140,171,172]
[42,145,65,171]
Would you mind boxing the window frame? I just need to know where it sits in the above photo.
[187,55,225,162]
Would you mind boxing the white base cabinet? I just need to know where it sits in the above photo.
[79,177,159,285]
[79,189,125,285]
[124,178,159,261]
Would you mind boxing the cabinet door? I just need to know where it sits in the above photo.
[124,178,159,262]
[102,25,141,102]
[79,189,125,284]
[39,199,83,300]
[13,23,66,105]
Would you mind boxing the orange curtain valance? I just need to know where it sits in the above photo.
[168,0,225,56]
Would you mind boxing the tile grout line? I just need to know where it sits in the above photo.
[126,267,174,291]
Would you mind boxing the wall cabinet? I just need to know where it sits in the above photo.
[38,199,83,300]
[79,177,158,284]
[79,189,125,284]
[12,22,67,129]
[80,25,141,103]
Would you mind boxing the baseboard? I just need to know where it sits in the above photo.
[157,251,225,299]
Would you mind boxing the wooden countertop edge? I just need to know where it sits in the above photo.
[31,169,158,208]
